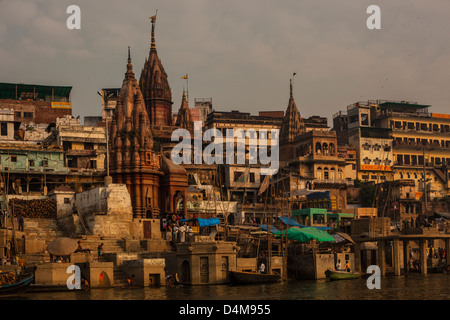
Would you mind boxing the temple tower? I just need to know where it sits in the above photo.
[139,15,173,127]
[109,47,163,219]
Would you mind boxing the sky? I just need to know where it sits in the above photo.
[1,0,450,125]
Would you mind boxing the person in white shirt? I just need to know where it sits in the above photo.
[259,262,266,274]
[336,259,342,271]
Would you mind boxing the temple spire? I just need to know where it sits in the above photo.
[290,78,293,99]
[125,46,134,79]
[150,10,158,51]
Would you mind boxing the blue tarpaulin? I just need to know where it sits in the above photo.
[180,218,220,227]
[278,216,332,231]
[198,218,220,227]
[259,224,280,233]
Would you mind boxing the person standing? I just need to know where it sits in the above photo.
[336,259,342,271]
[179,224,186,243]
[97,243,104,261]
[17,214,24,232]
[172,225,179,243]
[345,261,351,272]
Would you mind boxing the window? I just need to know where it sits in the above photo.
[23,112,33,118]
[373,144,381,151]
[249,172,255,183]
[234,171,243,182]
[64,198,70,204]
[360,113,369,126]
[0,123,7,136]
[11,156,17,162]
[363,157,371,165]
[28,160,35,167]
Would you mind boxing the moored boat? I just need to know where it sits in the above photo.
[229,271,281,285]
[0,273,34,295]
[325,269,361,281]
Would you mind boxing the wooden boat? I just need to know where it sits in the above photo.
[229,271,281,285]
[0,273,34,295]
[325,269,361,281]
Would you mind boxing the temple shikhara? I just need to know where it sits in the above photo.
[139,15,173,127]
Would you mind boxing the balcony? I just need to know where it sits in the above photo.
[66,149,98,156]
[392,140,448,150]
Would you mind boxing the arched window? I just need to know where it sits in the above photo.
[315,142,322,154]
[330,168,336,180]
[322,143,329,155]
[329,143,335,155]
[316,167,323,180]
[324,167,329,180]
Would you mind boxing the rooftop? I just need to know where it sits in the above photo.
[0,82,72,101]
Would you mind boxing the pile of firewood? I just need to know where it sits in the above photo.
[10,198,57,219]
[0,272,16,286]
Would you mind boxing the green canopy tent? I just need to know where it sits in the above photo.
[273,227,335,243]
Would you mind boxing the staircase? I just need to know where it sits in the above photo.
[113,265,129,287]
[22,218,70,245]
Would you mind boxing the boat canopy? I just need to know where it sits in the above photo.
[277,216,332,231]
[273,227,335,243]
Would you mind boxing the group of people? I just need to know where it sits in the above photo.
[335,259,352,272]
[160,214,196,244]
[0,255,22,267]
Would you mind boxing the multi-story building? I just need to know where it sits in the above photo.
[334,99,450,207]
[51,115,107,173]
[375,101,450,200]
[0,82,72,124]
[346,102,394,183]
[280,81,350,211]
[0,143,68,196]
[204,110,282,203]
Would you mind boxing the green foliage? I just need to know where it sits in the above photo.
[359,182,376,207]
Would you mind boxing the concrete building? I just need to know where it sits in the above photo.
[0,82,72,124]
[335,99,450,205]
[53,115,107,173]
[204,109,282,203]
[346,102,394,183]
[0,143,68,196]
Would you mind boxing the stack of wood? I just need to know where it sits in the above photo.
[0,272,16,286]
[10,198,57,219]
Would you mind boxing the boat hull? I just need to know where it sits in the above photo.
[325,269,360,281]
[229,271,280,285]
[0,274,34,295]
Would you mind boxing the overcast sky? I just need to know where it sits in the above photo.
[1,0,450,124]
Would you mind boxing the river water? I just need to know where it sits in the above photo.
[4,273,449,300]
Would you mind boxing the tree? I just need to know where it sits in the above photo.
[359,183,376,207]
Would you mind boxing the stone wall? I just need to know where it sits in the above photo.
[75,184,136,238]
[122,258,166,286]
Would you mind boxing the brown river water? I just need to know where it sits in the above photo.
[2,273,448,300]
